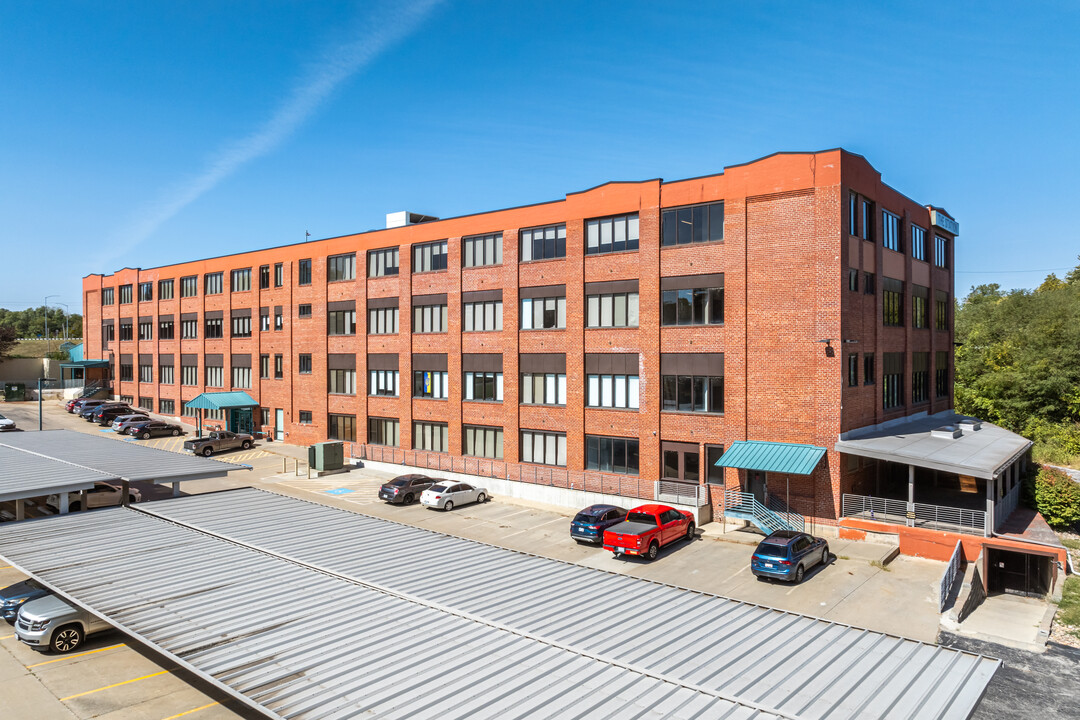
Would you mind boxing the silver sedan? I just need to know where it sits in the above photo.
[420,482,487,511]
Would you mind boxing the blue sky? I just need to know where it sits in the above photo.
[2,1,1077,316]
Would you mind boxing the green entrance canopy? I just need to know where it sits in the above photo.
[59,359,110,369]
[715,441,827,475]
[184,391,258,410]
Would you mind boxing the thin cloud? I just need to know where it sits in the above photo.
[101,0,443,266]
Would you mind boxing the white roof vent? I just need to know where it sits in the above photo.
[931,426,963,440]
[386,211,439,229]
[958,419,982,432]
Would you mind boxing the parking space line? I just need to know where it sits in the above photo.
[27,643,126,667]
[60,669,172,701]
[161,702,220,719]
[0,565,11,569]
[0,634,14,640]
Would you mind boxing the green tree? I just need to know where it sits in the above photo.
[1029,466,1080,528]
[0,325,16,362]
[0,306,83,340]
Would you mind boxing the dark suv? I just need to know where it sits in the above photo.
[93,405,136,425]
[378,474,436,504]
[751,530,830,583]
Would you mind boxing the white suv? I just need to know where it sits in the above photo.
[16,594,111,653]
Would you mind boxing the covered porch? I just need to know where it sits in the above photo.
[58,359,110,392]
[184,391,259,436]
[836,412,1030,537]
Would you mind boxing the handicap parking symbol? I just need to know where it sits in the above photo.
[324,488,355,495]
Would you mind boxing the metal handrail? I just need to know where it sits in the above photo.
[940,540,964,612]
[723,489,801,534]
[841,493,986,535]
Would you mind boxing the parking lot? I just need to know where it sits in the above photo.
[0,399,969,717]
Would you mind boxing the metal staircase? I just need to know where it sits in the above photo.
[723,489,804,534]
[79,380,106,399]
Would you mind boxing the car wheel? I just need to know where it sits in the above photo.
[202,447,213,457]
[51,625,83,653]
[241,440,252,450]
[128,495,138,505]
[646,541,659,561]
[822,544,830,566]
[140,432,151,439]
[171,429,181,436]
[403,494,414,505]
[444,501,454,512]
[685,522,696,541]
[476,492,486,504]
[794,565,805,583]
[70,502,81,512]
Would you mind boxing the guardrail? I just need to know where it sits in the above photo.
[841,494,986,535]
[994,481,1021,530]
[354,443,663,503]
[940,540,964,612]
[723,489,802,534]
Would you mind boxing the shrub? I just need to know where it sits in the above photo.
[1030,466,1080,528]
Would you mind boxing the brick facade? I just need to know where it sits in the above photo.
[82,149,956,526]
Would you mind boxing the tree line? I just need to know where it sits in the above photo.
[955,258,1080,466]
[0,306,83,340]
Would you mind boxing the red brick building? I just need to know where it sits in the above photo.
[82,149,960,528]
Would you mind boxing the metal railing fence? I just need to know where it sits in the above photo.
[841,494,986,536]
[940,540,965,612]
[994,481,1021,530]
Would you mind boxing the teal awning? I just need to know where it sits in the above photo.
[60,359,110,369]
[715,441,827,475]
[184,391,258,410]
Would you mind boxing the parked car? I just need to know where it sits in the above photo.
[0,413,15,431]
[46,482,141,512]
[111,413,150,434]
[74,399,110,418]
[750,530,830,584]
[183,430,253,456]
[126,420,183,439]
[80,401,121,420]
[379,474,436,504]
[93,405,136,425]
[420,482,487,511]
[570,504,627,544]
[1,579,49,624]
[603,504,695,560]
[67,398,90,413]
[15,594,111,653]
[65,398,80,412]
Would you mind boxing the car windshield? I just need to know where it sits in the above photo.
[626,512,657,526]
[756,542,790,557]
[573,512,601,523]
[430,485,449,493]
[389,479,409,487]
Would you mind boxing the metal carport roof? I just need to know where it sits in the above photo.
[0,445,116,502]
[137,488,1000,720]
[715,441,828,475]
[0,430,245,485]
[0,507,784,720]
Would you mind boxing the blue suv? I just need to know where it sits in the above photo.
[570,504,627,544]
[1,579,49,624]
[751,530,830,583]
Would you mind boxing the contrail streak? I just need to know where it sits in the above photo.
[101,0,443,265]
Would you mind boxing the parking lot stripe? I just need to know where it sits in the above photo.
[0,634,14,640]
[0,565,11,569]
[59,669,172,701]
[160,701,220,719]
[27,643,126,667]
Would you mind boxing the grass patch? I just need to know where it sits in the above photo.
[870,559,891,571]
[836,555,851,561]
[1058,576,1080,638]
[1060,537,1080,551]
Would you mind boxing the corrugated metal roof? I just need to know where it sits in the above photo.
[140,488,1000,720]
[183,391,258,409]
[0,430,244,484]
[835,412,1031,480]
[716,441,828,475]
[0,508,784,720]
[0,445,114,501]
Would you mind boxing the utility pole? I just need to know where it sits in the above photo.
[44,295,59,356]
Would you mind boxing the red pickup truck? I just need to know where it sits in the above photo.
[602,504,695,560]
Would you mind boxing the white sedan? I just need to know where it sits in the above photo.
[420,482,487,511]
[0,413,15,431]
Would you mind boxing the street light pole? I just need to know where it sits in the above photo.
[44,295,59,356]
[56,302,70,341]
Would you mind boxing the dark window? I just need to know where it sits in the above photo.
[861,199,874,241]
[180,276,197,297]
[119,362,133,381]
[299,354,312,374]
[520,224,566,261]
[205,318,224,339]
[298,304,312,318]
[883,352,903,409]
[274,354,283,379]
[911,225,927,261]
[661,202,724,246]
[883,278,903,327]
[661,443,699,482]
[661,375,724,413]
[368,248,399,277]
[119,285,133,304]
[412,370,448,399]
[936,291,949,330]
[328,310,356,335]
[464,371,502,402]
[298,259,312,285]
[367,417,399,446]
[138,321,153,341]
[934,235,949,268]
[848,192,858,235]
[848,354,858,387]
[936,351,949,398]
[520,295,565,330]
[260,354,270,379]
[327,253,356,282]
[159,364,174,384]
[882,211,900,252]
[848,269,858,292]
[864,272,876,295]
[102,288,115,305]
[586,213,640,254]
[204,272,223,295]
[912,286,929,329]
[138,363,152,383]
[274,263,284,287]
[299,411,312,424]
[159,399,175,414]
[259,265,270,289]
[230,268,251,292]
[138,282,153,302]
[585,435,639,475]
[328,414,356,442]
[706,445,725,485]
[231,316,251,337]
[119,322,133,341]
[864,354,875,385]
[158,279,174,300]
[462,233,502,267]
[661,287,723,325]
[912,352,929,404]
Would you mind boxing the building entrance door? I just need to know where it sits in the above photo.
[748,471,767,504]
[230,408,254,435]
[274,409,284,441]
